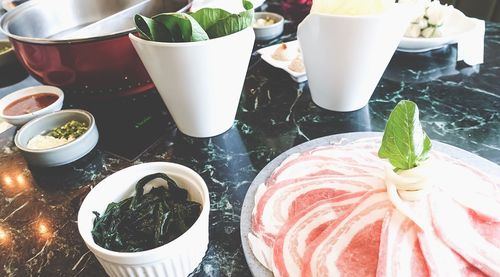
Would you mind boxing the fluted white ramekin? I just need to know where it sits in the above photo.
[77,162,210,277]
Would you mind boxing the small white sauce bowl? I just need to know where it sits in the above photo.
[14,109,99,167]
[253,12,285,41]
[77,162,210,277]
[0,85,64,126]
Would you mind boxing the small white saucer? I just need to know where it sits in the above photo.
[257,40,307,83]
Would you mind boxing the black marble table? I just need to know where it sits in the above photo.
[0,3,499,277]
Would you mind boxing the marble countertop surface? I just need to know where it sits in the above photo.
[0,2,499,277]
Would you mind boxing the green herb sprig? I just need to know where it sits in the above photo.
[378,100,432,171]
[91,173,201,252]
[134,0,254,42]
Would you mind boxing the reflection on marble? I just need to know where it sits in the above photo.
[0,5,499,277]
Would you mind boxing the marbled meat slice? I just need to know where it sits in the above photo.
[302,191,391,277]
[249,178,370,270]
[429,191,500,276]
[376,209,429,277]
[252,175,382,247]
[418,222,486,277]
[266,138,386,187]
[425,158,500,221]
[272,192,367,277]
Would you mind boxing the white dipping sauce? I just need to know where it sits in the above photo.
[27,135,74,150]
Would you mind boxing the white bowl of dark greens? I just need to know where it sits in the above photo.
[77,162,210,277]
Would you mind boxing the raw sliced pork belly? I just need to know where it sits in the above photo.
[248,137,500,276]
[376,209,429,277]
[427,159,500,221]
[248,138,388,269]
[418,222,486,277]
[429,191,500,276]
[249,180,369,270]
[302,191,391,277]
[266,155,386,187]
[252,175,381,245]
[272,193,367,277]
[266,138,386,187]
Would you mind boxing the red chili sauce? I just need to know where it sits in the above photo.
[3,93,59,116]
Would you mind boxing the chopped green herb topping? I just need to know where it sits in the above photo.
[48,120,88,140]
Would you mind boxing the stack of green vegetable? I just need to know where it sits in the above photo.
[92,173,201,252]
[135,0,254,42]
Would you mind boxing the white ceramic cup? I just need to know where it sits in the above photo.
[129,27,255,138]
[298,5,414,112]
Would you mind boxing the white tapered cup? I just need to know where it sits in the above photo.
[298,4,415,112]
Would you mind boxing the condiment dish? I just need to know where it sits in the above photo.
[257,40,307,83]
[14,109,98,167]
[253,12,284,40]
[77,162,210,277]
[0,85,64,126]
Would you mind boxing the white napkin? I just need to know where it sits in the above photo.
[456,18,485,66]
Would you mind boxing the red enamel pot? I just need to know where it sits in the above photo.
[0,0,191,99]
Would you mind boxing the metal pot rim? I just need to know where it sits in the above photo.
[0,0,137,44]
[0,0,191,45]
[1,28,133,45]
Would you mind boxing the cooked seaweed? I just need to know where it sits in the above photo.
[91,173,202,252]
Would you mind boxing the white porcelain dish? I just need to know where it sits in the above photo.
[257,40,307,83]
[397,8,478,53]
[0,85,64,126]
[77,162,210,277]
[14,109,98,167]
[253,12,284,41]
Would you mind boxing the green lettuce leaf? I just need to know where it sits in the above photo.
[378,100,432,170]
[152,13,209,42]
[191,0,254,39]
[134,0,253,42]
[135,14,172,42]
[189,8,232,31]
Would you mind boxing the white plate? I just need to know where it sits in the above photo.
[257,40,307,83]
[240,132,500,276]
[397,8,478,53]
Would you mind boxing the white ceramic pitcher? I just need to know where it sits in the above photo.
[298,4,415,112]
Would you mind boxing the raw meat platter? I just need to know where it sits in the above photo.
[240,131,500,276]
